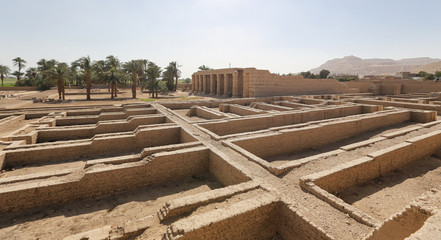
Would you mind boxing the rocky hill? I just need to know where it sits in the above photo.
[310,56,441,76]
[414,61,441,73]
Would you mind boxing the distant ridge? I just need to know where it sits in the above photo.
[414,61,441,73]
[310,55,441,76]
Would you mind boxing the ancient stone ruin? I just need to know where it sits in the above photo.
[1,93,441,239]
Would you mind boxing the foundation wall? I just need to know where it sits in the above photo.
[176,202,278,240]
[0,147,210,213]
[208,151,250,186]
[187,106,226,120]
[37,115,167,142]
[3,126,192,168]
[249,102,293,111]
[354,99,441,113]
[366,206,431,240]
[279,203,332,240]
[233,111,410,158]
[200,105,363,137]
[219,104,266,116]
[314,130,441,193]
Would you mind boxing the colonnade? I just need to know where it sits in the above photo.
[191,71,240,97]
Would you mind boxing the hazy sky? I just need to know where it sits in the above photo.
[1,0,441,78]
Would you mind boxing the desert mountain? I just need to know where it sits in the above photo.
[310,56,441,76]
[414,61,441,73]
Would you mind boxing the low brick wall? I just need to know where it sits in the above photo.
[366,205,431,240]
[37,115,167,142]
[232,111,411,159]
[219,104,266,116]
[57,108,157,126]
[0,147,209,213]
[187,106,227,120]
[200,105,365,137]
[354,98,441,114]
[2,126,196,168]
[313,130,441,194]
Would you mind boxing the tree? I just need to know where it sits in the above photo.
[198,65,212,71]
[424,73,435,80]
[162,66,174,91]
[94,56,127,99]
[0,65,10,87]
[418,71,428,78]
[300,71,312,78]
[168,61,181,91]
[12,57,26,81]
[22,67,38,86]
[123,59,146,98]
[72,56,93,100]
[143,62,162,98]
[319,69,330,79]
[36,59,57,90]
[46,62,70,100]
[435,71,441,78]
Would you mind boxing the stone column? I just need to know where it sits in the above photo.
[201,75,205,94]
[232,70,240,97]
[196,75,200,92]
[191,75,195,92]
[224,74,230,97]
[210,74,216,95]
[216,74,222,96]
[204,75,210,94]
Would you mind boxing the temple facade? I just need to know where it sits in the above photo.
[192,68,350,97]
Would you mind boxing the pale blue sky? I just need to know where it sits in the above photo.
[1,0,440,78]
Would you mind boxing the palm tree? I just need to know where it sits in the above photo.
[47,62,69,100]
[143,62,162,98]
[94,56,127,99]
[0,65,10,87]
[72,56,93,100]
[168,61,181,91]
[123,59,146,98]
[198,65,211,71]
[12,57,27,81]
[105,68,127,99]
[162,66,173,91]
[37,58,56,80]
[25,67,38,79]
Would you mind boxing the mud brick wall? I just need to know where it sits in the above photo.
[314,130,441,193]
[233,111,410,159]
[208,151,250,186]
[0,115,25,129]
[0,147,210,213]
[279,203,332,240]
[37,115,167,142]
[354,99,441,114]
[219,104,266,116]
[200,105,364,136]
[0,153,4,169]
[366,206,431,240]
[177,202,278,240]
[56,115,99,126]
[410,111,437,123]
[250,102,293,111]
[187,106,226,119]
[3,126,192,168]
